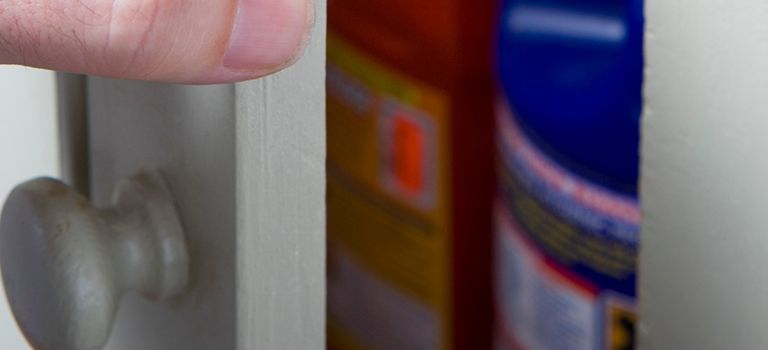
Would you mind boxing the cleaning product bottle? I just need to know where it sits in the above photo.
[326,0,495,349]
[495,1,643,349]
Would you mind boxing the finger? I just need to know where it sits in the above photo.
[0,0,312,83]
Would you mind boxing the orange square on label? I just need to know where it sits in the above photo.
[392,114,425,195]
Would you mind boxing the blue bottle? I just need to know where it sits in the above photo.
[495,1,643,349]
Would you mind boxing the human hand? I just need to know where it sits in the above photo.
[0,0,313,83]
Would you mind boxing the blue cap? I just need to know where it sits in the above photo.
[498,0,644,194]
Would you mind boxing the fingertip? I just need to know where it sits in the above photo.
[0,0,314,84]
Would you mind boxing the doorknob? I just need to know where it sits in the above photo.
[0,170,190,350]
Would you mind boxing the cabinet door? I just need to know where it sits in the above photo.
[81,3,326,348]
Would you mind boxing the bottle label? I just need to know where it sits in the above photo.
[326,33,453,350]
[495,98,640,350]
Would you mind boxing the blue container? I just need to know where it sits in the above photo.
[498,0,643,194]
[494,1,643,349]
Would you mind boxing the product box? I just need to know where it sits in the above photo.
[326,1,495,349]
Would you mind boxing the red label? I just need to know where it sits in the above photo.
[392,114,426,195]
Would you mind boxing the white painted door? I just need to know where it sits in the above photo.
[4,1,326,348]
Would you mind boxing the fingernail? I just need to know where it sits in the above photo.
[223,0,310,70]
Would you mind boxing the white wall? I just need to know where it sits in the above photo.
[640,0,768,348]
[0,67,58,349]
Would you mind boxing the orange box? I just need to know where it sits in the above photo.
[326,1,496,349]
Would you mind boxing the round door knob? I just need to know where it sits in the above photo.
[0,170,189,350]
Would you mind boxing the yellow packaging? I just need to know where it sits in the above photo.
[326,33,453,350]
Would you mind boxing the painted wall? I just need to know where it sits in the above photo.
[0,66,58,348]
[640,0,768,348]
